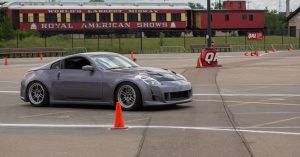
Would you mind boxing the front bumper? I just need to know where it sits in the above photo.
[142,80,192,106]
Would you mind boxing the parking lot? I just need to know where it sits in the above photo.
[0,51,300,157]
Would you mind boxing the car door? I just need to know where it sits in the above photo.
[52,56,102,101]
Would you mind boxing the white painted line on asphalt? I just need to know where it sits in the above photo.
[193,99,300,106]
[250,116,300,128]
[234,112,300,115]
[0,81,19,84]
[0,91,20,94]
[1,123,300,136]
[193,93,300,97]
[19,111,76,118]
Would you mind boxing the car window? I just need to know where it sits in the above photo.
[64,57,91,70]
[50,60,61,69]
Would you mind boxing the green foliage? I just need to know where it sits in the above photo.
[1,17,15,40]
[212,2,222,9]
[17,30,40,41]
[265,9,288,35]
[90,0,104,2]
[188,2,205,9]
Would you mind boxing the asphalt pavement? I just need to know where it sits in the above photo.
[0,51,300,157]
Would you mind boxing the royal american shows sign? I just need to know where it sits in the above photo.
[247,32,263,40]
[20,22,186,31]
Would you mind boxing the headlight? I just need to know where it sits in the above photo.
[177,74,187,81]
[136,73,161,86]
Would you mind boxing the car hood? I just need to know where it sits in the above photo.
[111,67,184,81]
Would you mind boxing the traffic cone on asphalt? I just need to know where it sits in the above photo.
[40,53,43,60]
[4,57,8,65]
[130,51,136,62]
[255,50,260,56]
[111,101,127,129]
[244,52,249,56]
[264,48,269,53]
[272,48,277,52]
[250,52,255,56]
[288,48,293,51]
[196,57,202,68]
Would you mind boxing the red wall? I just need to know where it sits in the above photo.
[223,1,246,10]
[200,11,264,29]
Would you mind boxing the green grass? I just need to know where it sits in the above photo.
[0,35,299,53]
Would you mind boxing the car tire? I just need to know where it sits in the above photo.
[27,82,49,107]
[115,82,142,111]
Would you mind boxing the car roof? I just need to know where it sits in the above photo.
[78,52,119,57]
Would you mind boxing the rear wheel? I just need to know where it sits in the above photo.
[27,82,49,107]
[116,82,142,111]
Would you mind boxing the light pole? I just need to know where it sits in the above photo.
[207,0,212,49]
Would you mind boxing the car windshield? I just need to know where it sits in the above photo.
[92,54,139,70]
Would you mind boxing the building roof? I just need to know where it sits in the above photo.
[287,6,300,21]
[3,2,190,10]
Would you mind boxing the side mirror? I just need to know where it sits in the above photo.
[82,65,94,71]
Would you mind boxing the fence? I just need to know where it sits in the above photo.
[0,29,299,54]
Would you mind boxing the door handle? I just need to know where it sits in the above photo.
[57,71,61,80]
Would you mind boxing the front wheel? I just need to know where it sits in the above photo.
[116,82,142,111]
[27,82,49,107]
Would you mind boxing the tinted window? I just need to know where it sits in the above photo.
[34,14,39,22]
[242,14,247,20]
[113,13,124,22]
[85,13,96,22]
[23,13,28,23]
[157,13,166,22]
[141,13,151,22]
[225,14,229,21]
[100,13,110,22]
[51,61,61,69]
[172,13,181,22]
[61,13,66,22]
[64,57,91,70]
[45,13,57,22]
[128,13,138,22]
[71,13,82,22]
[249,14,254,21]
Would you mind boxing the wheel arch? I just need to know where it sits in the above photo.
[113,81,143,106]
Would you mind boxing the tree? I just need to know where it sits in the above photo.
[188,2,205,9]
[1,17,15,40]
[90,0,104,2]
[212,2,222,9]
[265,9,287,35]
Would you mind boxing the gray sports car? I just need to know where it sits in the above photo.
[20,52,192,110]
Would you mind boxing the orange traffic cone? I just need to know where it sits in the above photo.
[272,48,277,52]
[4,57,8,65]
[196,57,202,68]
[288,48,293,51]
[255,50,259,56]
[250,52,255,56]
[111,101,127,129]
[244,52,249,56]
[130,51,136,62]
[40,53,43,60]
[265,48,269,53]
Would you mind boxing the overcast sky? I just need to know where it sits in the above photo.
[2,0,299,12]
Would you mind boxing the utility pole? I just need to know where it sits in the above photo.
[207,0,212,48]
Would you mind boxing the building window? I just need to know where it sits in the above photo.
[61,13,66,22]
[141,13,151,22]
[157,13,166,22]
[23,13,28,23]
[242,14,247,20]
[225,14,229,21]
[85,13,96,22]
[113,13,124,22]
[45,13,57,22]
[171,13,181,22]
[249,14,254,21]
[34,13,39,22]
[238,2,242,9]
[71,13,82,22]
[230,2,233,8]
[128,13,138,22]
[100,13,110,22]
